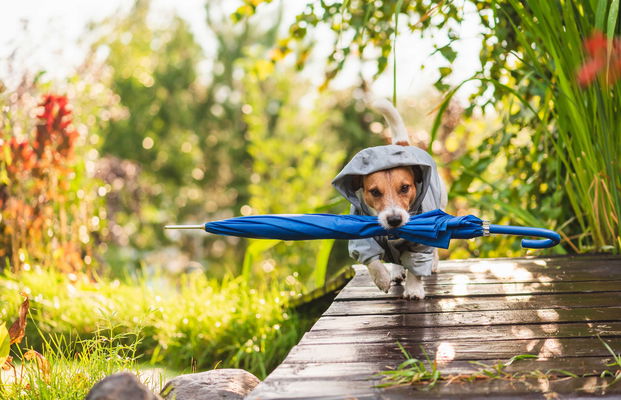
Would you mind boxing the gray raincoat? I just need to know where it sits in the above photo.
[332,145,447,276]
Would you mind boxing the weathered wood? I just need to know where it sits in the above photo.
[335,280,621,300]
[310,307,621,332]
[325,292,621,316]
[348,262,621,285]
[248,376,621,399]
[282,337,621,364]
[246,255,621,400]
[267,357,616,381]
[300,322,621,344]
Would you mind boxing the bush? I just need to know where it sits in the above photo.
[0,94,104,273]
[0,268,309,379]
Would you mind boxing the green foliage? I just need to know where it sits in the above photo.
[375,343,441,390]
[251,0,620,254]
[0,92,105,273]
[0,328,155,400]
[504,0,620,251]
[444,0,620,253]
[234,0,466,90]
[96,2,216,259]
[0,268,309,379]
[0,323,9,368]
[600,335,621,386]
[380,342,621,391]
[241,65,347,287]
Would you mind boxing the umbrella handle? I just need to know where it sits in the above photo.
[489,225,561,249]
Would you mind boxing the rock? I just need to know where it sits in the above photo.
[85,372,163,400]
[161,369,261,400]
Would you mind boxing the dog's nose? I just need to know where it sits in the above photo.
[387,215,403,227]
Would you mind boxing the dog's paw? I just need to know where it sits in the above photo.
[367,260,391,293]
[386,263,406,285]
[403,285,425,300]
[403,273,425,300]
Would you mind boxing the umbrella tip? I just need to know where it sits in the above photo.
[164,224,205,230]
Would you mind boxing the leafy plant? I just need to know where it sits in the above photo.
[599,336,621,387]
[1,326,154,400]
[375,343,441,390]
[232,0,467,91]
[507,0,620,252]
[0,267,310,379]
[379,340,621,391]
[0,94,104,273]
[240,61,389,288]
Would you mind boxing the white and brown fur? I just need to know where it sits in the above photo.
[362,99,447,300]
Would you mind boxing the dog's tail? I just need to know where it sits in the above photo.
[370,98,410,146]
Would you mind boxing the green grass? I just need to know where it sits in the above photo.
[0,267,312,381]
[600,336,621,386]
[0,327,157,400]
[378,342,621,391]
[375,343,441,390]
[502,0,621,252]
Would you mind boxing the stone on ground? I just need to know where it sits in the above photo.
[160,369,260,400]
[85,372,163,400]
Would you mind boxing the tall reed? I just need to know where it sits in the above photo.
[501,0,620,251]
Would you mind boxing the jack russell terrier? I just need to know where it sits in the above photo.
[332,99,448,300]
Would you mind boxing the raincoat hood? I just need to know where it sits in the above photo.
[332,145,441,215]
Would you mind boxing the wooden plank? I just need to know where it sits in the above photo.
[246,255,621,399]
[299,321,621,345]
[335,280,621,300]
[346,262,621,285]
[248,376,620,399]
[310,307,621,332]
[281,337,621,364]
[267,357,616,381]
[325,292,621,316]
[435,254,621,270]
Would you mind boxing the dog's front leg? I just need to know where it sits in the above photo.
[385,263,406,284]
[400,249,432,300]
[403,271,425,300]
[367,259,391,293]
[431,249,439,274]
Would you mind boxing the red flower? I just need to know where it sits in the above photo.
[34,94,78,161]
[577,30,621,87]
[584,31,607,56]
[2,137,35,175]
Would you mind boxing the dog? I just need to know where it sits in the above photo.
[332,99,448,300]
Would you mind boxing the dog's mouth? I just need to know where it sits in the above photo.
[378,207,410,229]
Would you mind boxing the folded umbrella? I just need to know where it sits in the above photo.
[165,209,560,249]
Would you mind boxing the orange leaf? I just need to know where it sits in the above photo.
[2,355,13,370]
[8,295,29,345]
[24,349,51,383]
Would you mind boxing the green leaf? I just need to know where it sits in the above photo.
[313,239,334,287]
[0,323,10,367]
[433,80,450,92]
[607,0,620,41]
[546,369,579,378]
[241,239,281,280]
[505,354,537,365]
[438,45,458,63]
[438,66,452,77]
[595,0,608,30]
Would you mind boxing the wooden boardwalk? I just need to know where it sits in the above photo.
[247,255,621,399]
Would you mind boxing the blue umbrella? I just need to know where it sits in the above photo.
[165,209,560,249]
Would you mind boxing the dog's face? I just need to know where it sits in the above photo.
[362,166,417,229]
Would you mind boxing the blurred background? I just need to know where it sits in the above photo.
[1,0,619,394]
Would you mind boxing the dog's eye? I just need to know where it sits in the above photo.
[400,184,410,193]
[370,189,382,198]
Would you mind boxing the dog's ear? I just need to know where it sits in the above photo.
[411,166,423,183]
[350,175,363,191]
